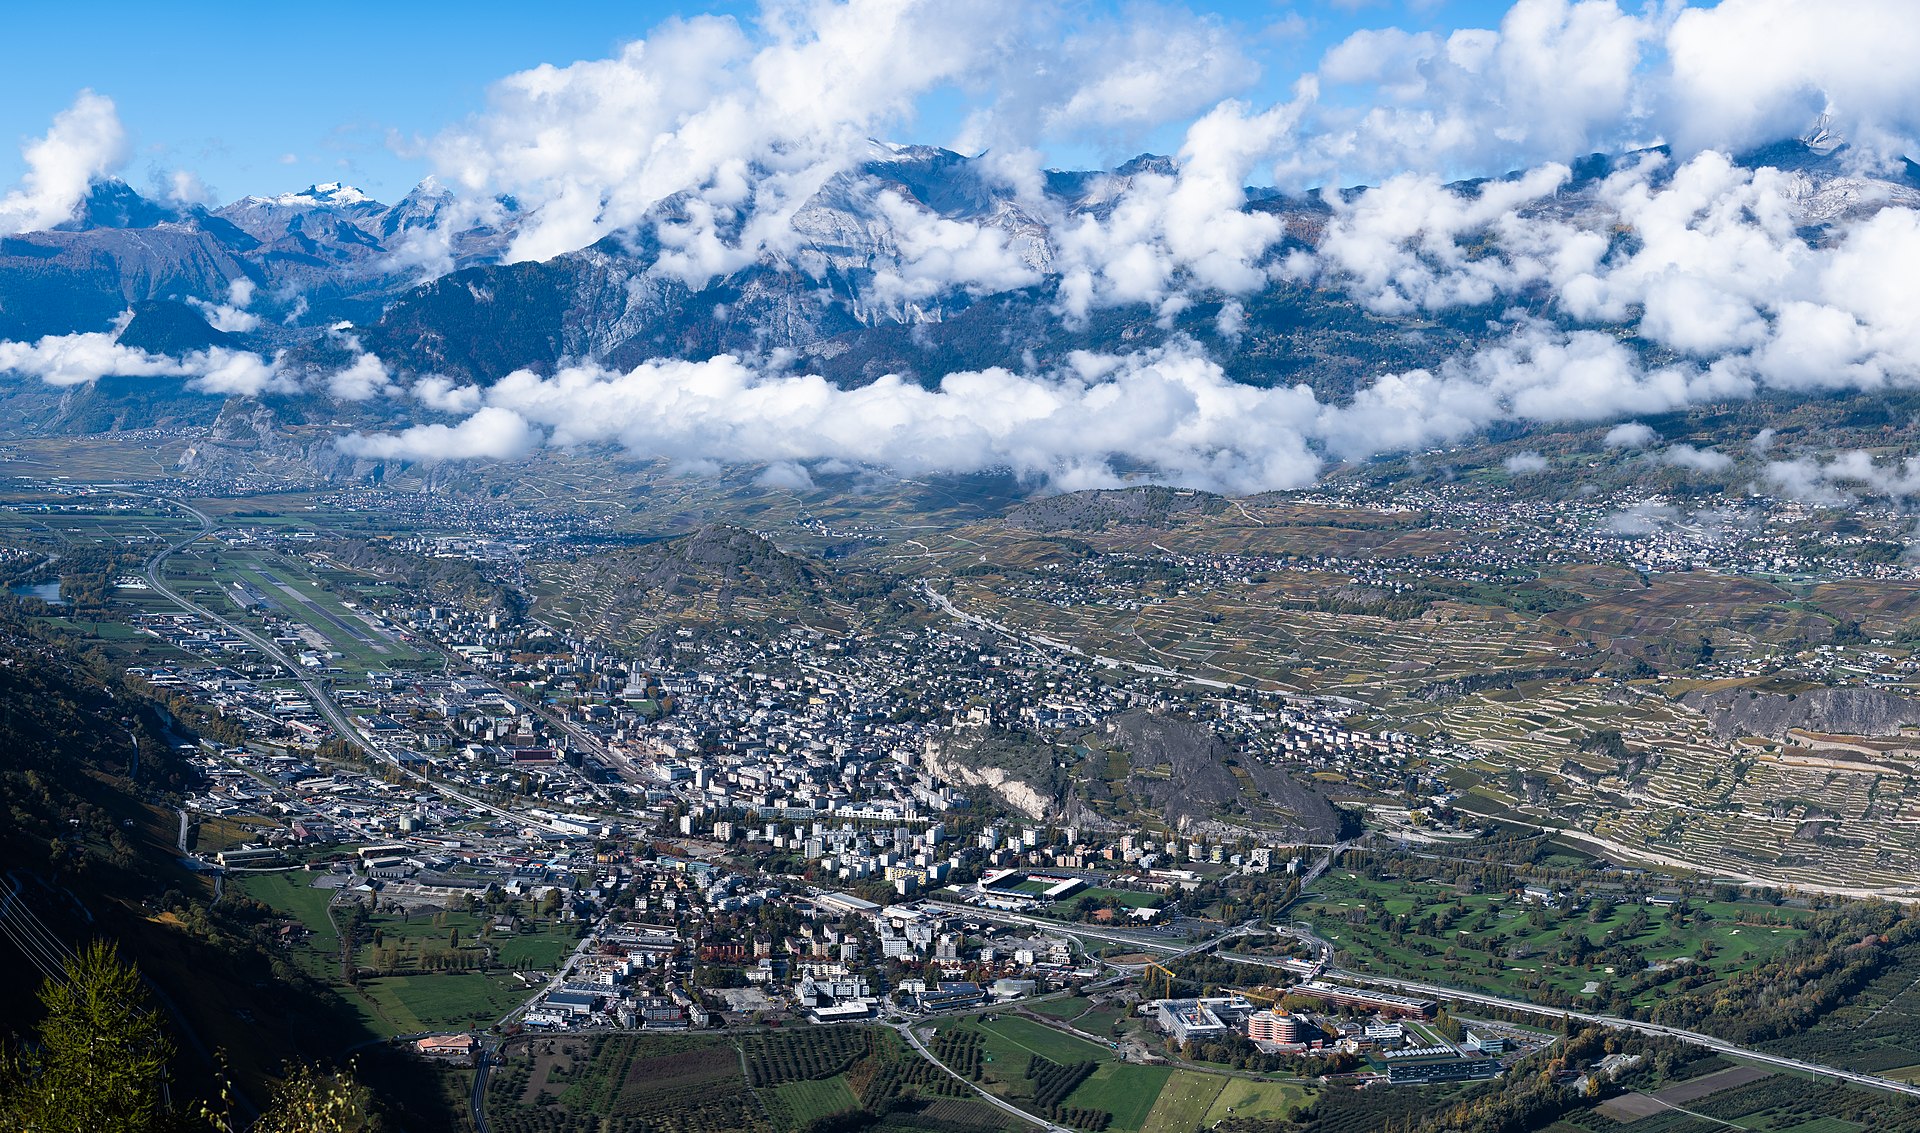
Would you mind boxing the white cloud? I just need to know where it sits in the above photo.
[188,276,262,335]
[982,8,1257,146]
[431,2,1251,275]
[1604,422,1657,448]
[191,349,290,397]
[1664,0,1920,161]
[1503,451,1548,473]
[1602,500,1679,534]
[342,343,1326,493]
[1760,458,1856,506]
[865,187,1044,308]
[0,321,289,397]
[0,330,188,387]
[1053,97,1305,320]
[1304,162,1590,314]
[337,406,540,463]
[0,91,128,234]
[331,302,1859,494]
[1278,0,1656,187]
[327,353,396,401]
[164,168,215,208]
[754,461,817,490]
[1763,451,1920,505]
[1661,443,1733,472]
[411,375,486,414]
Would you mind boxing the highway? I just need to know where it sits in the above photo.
[470,1046,491,1133]
[918,899,1194,953]
[1219,919,1920,1102]
[139,497,571,836]
[1325,969,1920,1099]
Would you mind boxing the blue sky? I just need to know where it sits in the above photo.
[0,0,1520,203]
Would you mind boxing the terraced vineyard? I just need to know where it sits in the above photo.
[1430,680,1920,889]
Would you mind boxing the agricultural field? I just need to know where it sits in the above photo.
[1758,935,1920,1078]
[855,496,1920,889]
[1570,1067,1920,1133]
[1066,1062,1173,1131]
[487,1026,1015,1133]
[762,1078,859,1130]
[487,1032,770,1133]
[231,872,578,1037]
[1140,1070,1226,1133]
[1296,869,1811,1008]
[1425,677,1920,890]
[934,1014,1305,1133]
[951,1013,1113,1066]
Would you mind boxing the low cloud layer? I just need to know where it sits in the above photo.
[1762,452,1920,507]
[339,346,1326,493]
[0,328,286,396]
[0,314,378,400]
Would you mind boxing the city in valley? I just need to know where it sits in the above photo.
[7,3,1920,1132]
[11,434,1920,1132]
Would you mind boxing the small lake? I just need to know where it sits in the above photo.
[9,580,65,604]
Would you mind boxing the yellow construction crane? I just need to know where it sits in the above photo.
[1144,961,1177,1001]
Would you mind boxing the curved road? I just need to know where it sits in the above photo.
[140,497,563,835]
[1214,922,1920,1099]
[1325,969,1920,1099]
[894,1021,1066,1133]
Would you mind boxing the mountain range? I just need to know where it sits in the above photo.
[1,137,1917,442]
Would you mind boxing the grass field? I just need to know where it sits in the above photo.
[232,870,341,978]
[191,814,283,852]
[359,907,577,972]
[1201,1079,1312,1125]
[354,972,530,1033]
[1141,1070,1227,1133]
[230,873,573,1037]
[960,1015,1112,1067]
[1030,996,1099,1022]
[765,1078,860,1127]
[1064,1063,1173,1132]
[936,1014,1298,1133]
[1296,868,1809,1007]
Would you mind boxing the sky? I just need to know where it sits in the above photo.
[0,0,1517,203]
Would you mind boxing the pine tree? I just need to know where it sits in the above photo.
[0,941,175,1133]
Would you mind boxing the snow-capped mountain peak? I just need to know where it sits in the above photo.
[243,182,374,209]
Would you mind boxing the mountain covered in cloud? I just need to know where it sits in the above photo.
[6,134,1913,391]
[3,0,1920,495]
[2,130,1920,496]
